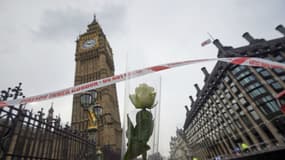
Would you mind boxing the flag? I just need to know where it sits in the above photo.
[201,39,212,47]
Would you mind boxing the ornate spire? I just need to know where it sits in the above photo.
[48,103,54,117]
[91,14,96,24]
[87,14,98,32]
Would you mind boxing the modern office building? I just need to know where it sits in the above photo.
[183,25,285,160]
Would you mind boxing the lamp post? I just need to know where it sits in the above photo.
[80,90,103,160]
[80,90,103,131]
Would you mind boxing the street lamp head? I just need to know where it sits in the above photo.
[80,93,93,110]
[96,148,103,160]
[89,89,98,104]
[93,103,103,118]
[96,148,103,154]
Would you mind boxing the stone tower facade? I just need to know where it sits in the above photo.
[71,16,122,152]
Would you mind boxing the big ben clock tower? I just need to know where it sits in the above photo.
[71,16,122,153]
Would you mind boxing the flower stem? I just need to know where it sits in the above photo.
[142,151,147,160]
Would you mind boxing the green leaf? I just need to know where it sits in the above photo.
[126,115,135,139]
[124,110,154,160]
[124,142,150,160]
[124,141,150,160]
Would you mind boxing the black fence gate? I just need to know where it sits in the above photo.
[0,104,97,160]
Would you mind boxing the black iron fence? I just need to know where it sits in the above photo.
[0,105,97,160]
[0,83,121,160]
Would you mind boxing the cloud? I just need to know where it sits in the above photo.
[32,8,89,41]
[32,2,127,41]
[96,3,127,36]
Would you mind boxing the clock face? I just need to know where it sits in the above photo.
[82,39,96,49]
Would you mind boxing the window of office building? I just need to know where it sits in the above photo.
[218,116,223,123]
[266,101,279,113]
[246,105,253,111]
[217,89,221,95]
[230,123,235,131]
[215,99,219,104]
[240,97,248,105]
[232,66,241,74]
[222,98,227,104]
[252,129,264,144]
[249,87,267,98]
[205,102,209,107]
[224,76,230,83]
[250,110,260,120]
[236,70,251,80]
[241,116,252,128]
[236,121,242,129]
[256,95,271,105]
[229,109,234,114]
[260,125,276,143]
[232,65,246,75]
[260,70,271,78]
[226,105,232,111]
[233,114,239,121]
[271,81,283,92]
[272,117,285,136]
[243,133,254,146]
[220,93,225,99]
[218,103,223,109]
[231,86,238,93]
[265,78,283,92]
[226,127,232,134]
[225,89,229,93]
[266,79,274,84]
[207,112,212,118]
[273,68,285,75]
[245,82,262,92]
[255,67,270,77]
[263,95,273,102]
[238,93,243,98]
[225,93,232,99]
[255,95,280,114]
[280,75,285,81]
[240,75,256,86]
[224,113,229,118]
[218,83,225,90]
[255,67,263,72]
[233,103,240,111]
[274,54,285,62]
[259,101,279,115]
[213,107,217,113]
[197,112,201,118]
[272,81,282,89]
[208,99,212,104]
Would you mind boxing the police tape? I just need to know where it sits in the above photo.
[0,57,285,108]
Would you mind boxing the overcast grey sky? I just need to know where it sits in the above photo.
[1,0,285,156]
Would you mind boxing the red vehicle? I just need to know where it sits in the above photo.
[276,90,285,113]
